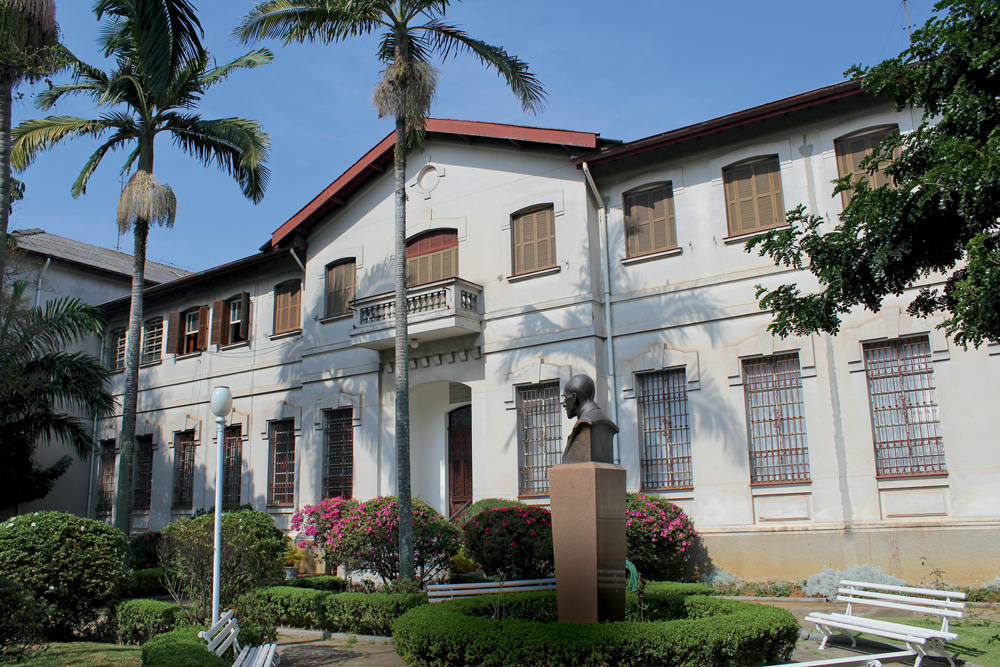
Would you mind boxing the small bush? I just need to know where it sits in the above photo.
[625,493,698,581]
[106,599,188,644]
[257,586,425,635]
[456,498,528,526]
[803,564,905,599]
[140,625,228,667]
[129,531,162,570]
[124,567,167,598]
[233,588,279,646]
[281,575,347,592]
[463,505,553,580]
[0,511,128,638]
[0,577,48,662]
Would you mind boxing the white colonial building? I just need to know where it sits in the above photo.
[91,80,1000,584]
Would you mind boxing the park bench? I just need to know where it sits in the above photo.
[765,649,916,667]
[804,579,966,667]
[199,609,280,667]
[427,577,556,602]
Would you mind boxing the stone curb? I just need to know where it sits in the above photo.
[278,627,395,644]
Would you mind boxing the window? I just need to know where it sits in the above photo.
[742,353,811,484]
[624,185,677,257]
[723,156,785,236]
[172,430,196,509]
[166,306,208,355]
[141,318,163,364]
[268,419,295,506]
[273,280,301,335]
[637,369,693,489]
[516,382,562,496]
[835,126,899,206]
[222,424,243,507]
[110,329,126,371]
[863,336,946,477]
[211,293,250,346]
[512,205,556,275]
[326,260,356,317]
[323,408,354,498]
[132,435,154,511]
[96,439,116,517]
[406,230,457,286]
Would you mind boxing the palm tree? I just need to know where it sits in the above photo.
[236,0,544,580]
[11,2,271,534]
[0,0,59,283]
[0,278,115,511]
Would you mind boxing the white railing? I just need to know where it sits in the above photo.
[351,277,482,333]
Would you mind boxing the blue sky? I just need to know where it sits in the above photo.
[10,0,936,273]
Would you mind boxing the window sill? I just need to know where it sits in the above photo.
[640,485,694,493]
[109,368,125,375]
[220,341,250,351]
[269,329,302,341]
[175,351,203,360]
[267,506,295,514]
[507,266,560,283]
[723,225,790,245]
[622,247,682,266]
[319,313,352,324]
[140,359,162,368]
[749,479,812,489]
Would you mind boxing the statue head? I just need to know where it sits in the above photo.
[562,374,596,419]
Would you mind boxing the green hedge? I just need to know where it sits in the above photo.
[141,626,228,667]
[280,575,348,592]
[108,598,189,644]
[393,592,799,667]
[124,567,168,598]
[259,586,425,635]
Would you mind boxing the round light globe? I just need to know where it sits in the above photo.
[210,386,233,417]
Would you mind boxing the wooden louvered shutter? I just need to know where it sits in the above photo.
[405,231,458,286]
[197,305,209,350]
[211,300,224,345]
[625,186,676,257]
[752,159,783,231]
[275,281,301,334]
[724,158,783,235]
[327,262,355,316]
[513,207,556,274]
[166,311,180,354]
[835,128,898,207]
[238,292,250,341]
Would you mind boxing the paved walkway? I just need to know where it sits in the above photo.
[275,597,994,667]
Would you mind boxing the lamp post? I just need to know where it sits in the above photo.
[209,386,233,625]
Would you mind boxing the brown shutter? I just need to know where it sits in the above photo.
[327,262,355,315]
[274,286,286,333]
[290,282,301,330]
[724,158,783,234]
[197,305,209,350]
[512,207,556,274]
[166,311,180,354]
[239,292,250,341]
[211,300,224,346]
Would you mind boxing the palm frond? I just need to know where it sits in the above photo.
[235,0,387,45]
[10,116,110,172]
[167,115,271,203]
[72,130,137,198]
[377,29,432,64]
[200,49,274,90]
[21,352,116,418]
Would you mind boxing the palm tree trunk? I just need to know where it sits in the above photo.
[393,111,413,581]
[0,74,14,282]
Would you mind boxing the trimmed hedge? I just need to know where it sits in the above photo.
[141,625,228,667]
[393,592,799,667]
[279,575,348,592]
[107,599,189,645]
[124,567,168,598]
[258,586,426,635]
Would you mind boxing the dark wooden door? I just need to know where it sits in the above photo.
[448,405,472,518]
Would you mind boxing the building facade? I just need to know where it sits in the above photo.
[94,82,1000,584]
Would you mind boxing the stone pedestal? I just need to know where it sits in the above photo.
[549,461,626,623]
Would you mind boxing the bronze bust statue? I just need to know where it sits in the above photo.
[561,374,618,464]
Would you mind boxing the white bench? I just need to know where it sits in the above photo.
[427,577,556,603]
[765,649,916,667]
[199,609,280,667]
[805,579,966,667]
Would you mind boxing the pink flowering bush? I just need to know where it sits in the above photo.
[292,496,460,585]
[463,505,553,580]
[625,492,698,580]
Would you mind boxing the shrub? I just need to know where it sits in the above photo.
[159,508,284,622]
[803,564,905,599]
[140,625,227,667]
[257,586,426,635]
[290,496,358,560]
[0,577,48,662]
[0,511,128,638]
[280,575,348,592]
[463,505,553,580]
[106,599,188,644]
[456,498,528,526]
[393,592,798,667]
[129,531,162,570]
[233,588,279,646]
[625,493,698,581]
[124,567,168,598]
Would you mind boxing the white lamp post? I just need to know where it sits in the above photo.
[209,385,233,625]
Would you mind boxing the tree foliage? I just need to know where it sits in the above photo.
[750,0,1000,347]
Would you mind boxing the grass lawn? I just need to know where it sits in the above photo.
[19,642,141,667]
[871,617,1000,667]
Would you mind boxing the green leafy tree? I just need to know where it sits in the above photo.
[0,279,114,510]
[11,1,271,534]
[750,0,1000,348]
[236,0,544,579]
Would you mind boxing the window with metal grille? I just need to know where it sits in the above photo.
[742,354,811,484]
[172,430,196,509]
[863,336,946,477]
[723,156,785,236]
[323,408,353,498]
[222,424,243,507]
[273,281,301,334]
[637,369,693,489]
[326,260,356,317]
[511,206,556,275]
[141,318,162,364]
[133,435,154,511]
[110,329,126,370]
[835,126,899,207]
[96,439,116,516]
[268,419,295,506]
[624,185,677,257]
[516,382,562,496]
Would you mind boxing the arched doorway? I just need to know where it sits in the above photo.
[447,404,472,518]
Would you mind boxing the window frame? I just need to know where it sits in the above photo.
[511,205,557,276]
[516,381,562,497]
[211,292,251,347]
[624,183,678,258]
[742,353,811,485]
[141,318,163,365]
[637,368,693,490]
[110,328,127,371]
[222,424,243,507]
[172,430,196,510]
[267,419,296,507]
[166,306,209,355]
[132,435,154,511]
[323,408,354,499]
[325,259,357,318]
[722,156,786,237]
[273,280,302,335]
[834,125,900,207]
[406,229,458,287]
[95,439,116,517]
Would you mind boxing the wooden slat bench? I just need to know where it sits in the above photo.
[765,649,916,667]
[427,577,556,603]
[199,609,280,667]
[804,580,966,667]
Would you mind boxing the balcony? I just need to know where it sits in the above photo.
[350,277,483,350]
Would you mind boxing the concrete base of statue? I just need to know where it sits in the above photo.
[549,461,626,623]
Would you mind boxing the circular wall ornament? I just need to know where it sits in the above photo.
[414,163,444,199]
